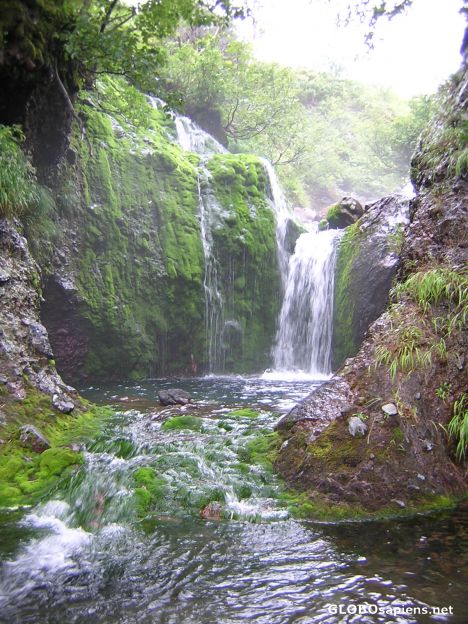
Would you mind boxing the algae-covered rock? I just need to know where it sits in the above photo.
[326,197,363,229]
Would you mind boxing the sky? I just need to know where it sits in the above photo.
[237,0,466,97]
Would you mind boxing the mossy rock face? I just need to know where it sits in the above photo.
[38,447,83,477]
[206,154,281,373]
[34,79,280,381]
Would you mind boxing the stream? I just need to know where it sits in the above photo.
[0,376,466,623]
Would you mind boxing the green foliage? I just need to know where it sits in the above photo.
[162,31,308,166]
[62,1,244,92]
[435,382,452,402]
[374,324,432,380]
[395,267,468,315]
[0,125,39,218]
[448,394,468,461]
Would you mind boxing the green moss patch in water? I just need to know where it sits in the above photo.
[134,467,167,515]
[161,415,204,431]
[237,432,280,471]
[229,408,260,419]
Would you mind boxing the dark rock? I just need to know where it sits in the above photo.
[158,388,192,406]
[284,218,306,254]
[326,197,364,229]
[19,425,51,453]
[52,393,75,413]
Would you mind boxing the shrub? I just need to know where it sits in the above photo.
[0,125,39,218]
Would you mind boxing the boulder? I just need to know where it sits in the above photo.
[19,425,51,453]
[52,393,75,413]
[326,197,364,229]
[158,388,192,406]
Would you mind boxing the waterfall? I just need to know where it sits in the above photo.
[272,226,343,377]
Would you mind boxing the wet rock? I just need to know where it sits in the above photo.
[200,501,223,520]
[28,321,54,358]
[52,393,75,413]
[348,416,368,437]
[0,270,10,285]
[276,376,353,434]
[382,403,398,417]
[158,388,192,406]
[19,425,51,453]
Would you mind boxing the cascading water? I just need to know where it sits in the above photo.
[174,114,227,372]
[272,225,343,377]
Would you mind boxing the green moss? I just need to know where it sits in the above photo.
[0,387,112,509]
[325,203,341,228]
[161,415,204,431]
[307,420,365,470]
[134,466,166,515]
[38,447,83,477]
[229,408,260,419]
[206,153,281,372]
[237,432,280,471]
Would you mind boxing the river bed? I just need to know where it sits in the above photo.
[0,376,466,623]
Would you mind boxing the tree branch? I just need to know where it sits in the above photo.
[54,64,93,155]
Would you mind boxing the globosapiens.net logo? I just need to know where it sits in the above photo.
[326,603,454,617]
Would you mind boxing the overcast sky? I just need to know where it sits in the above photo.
[237,0,466,97]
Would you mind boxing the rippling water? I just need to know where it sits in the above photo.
[0,376,466,623]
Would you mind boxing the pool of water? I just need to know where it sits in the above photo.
[0,376,466,623]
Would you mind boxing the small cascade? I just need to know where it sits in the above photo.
[174,115,227,156]
[272,226,343,377]
[261,158,291,287]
